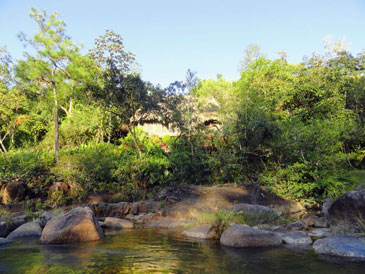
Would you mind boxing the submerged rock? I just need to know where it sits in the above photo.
[182,225,217,239]
[328,187,365,234]
[7,222,42,240]
[281,231,312,246]
[40,207,103,244]
[313,236,365,259]
[104,217,135,229]
[220,225,282,247]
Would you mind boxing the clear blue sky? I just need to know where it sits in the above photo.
[1,0,365,87]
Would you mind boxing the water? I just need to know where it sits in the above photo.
[0,228,364,273]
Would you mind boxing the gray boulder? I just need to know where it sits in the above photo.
[40,207,104,244]
[328,187,365,234]
[7,222,42,240]
[313,236,365,259]
[308,228,333,238]
[104,217,135,229]
[281,231,312,246]
[220,225,282,247]
[182,225,217,239]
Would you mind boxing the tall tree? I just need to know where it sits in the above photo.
[16,8,81,162]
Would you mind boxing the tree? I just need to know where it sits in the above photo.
[16,8,82,163]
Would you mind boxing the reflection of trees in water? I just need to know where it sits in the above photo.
[3,230,364,273]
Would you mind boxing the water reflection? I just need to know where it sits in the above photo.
[0,229,364,273]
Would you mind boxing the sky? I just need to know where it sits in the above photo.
[1,0,365,87]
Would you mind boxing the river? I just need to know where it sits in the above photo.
[0,228,363,273]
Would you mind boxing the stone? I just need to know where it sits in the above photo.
[328,188,365,234]
[104,217,135,229]
[7,222,42,240]
[86,194,103,204]
[299,214,318,228]
[0,222,9,237]
[220,225,282,247]
[40,207,103,244]
[231,203,276,216]
[147,217,189,229]
[48,182,70,198]
[182,225,217,239]
[89,202,133,218]
[313,236,365,259]
[273,221,305,234]
[36,211,55,228]
[2,182,27,204]
[0,238,12,245]
[8,213,29,231]
[308,228,333,238]
[322,198,334,215]
[281,231,312,246]
[315,217,329,228]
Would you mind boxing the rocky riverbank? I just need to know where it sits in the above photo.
[1,184,365,261]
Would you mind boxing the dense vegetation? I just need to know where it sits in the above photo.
[0,9,364,208]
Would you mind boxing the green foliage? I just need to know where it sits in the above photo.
[0,149,53,180]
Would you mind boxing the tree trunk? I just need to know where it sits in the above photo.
[128,124,142,158]
[0,135,7,153]
[53,86,59,163]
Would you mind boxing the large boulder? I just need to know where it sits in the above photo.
[40,207,103,244]
[220,225,282,247]
[104,217,135,229]
[182,225,218,239]
[7,222,42,240]
[313,236,365,259]
[328,187,365,234]
[281,231,312,246]
[230,203,277,216]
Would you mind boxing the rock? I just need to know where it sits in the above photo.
[147,217,189,229]
[328,188,365,234]
[220,225,282,247]
[182,225,217,239]
[36,212,55,228]
[313,236,365,259]
[48,182,70,198]
[281,231,312,246]
[0,222,9,237]
[231,203,276,216]
[137,200,161,214]
[104,217,135,229]
[299,214,318,228]
[0,238,12,245]
[98,221,105,228]
[40,207,103,244]
[7,222,42,240]
[273,221,305,234]
[86,194,103,204]
[2,182,27,204]
[322,198,333,215]
[308,228,333,238]
[8,212,29,231]
[89,202,133,218]
[315,217,329,228]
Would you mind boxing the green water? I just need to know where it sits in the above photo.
[0,228,364,273]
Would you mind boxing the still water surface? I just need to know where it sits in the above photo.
[0,228,364,273]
